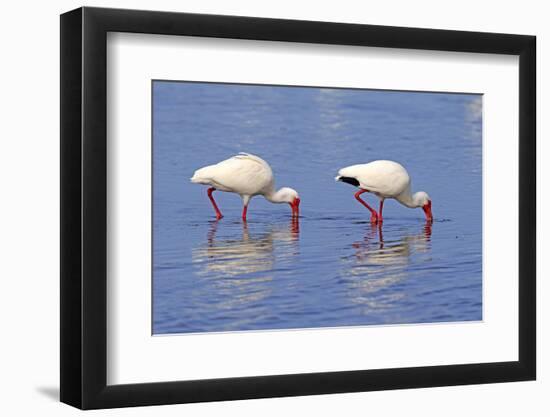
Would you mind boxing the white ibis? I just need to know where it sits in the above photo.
[335,160,433,223]
[191,153,300,221]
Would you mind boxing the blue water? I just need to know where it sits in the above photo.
[153,81,482,334]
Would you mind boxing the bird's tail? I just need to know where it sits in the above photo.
[190,166,212,184]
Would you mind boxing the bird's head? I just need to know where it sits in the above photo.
[415,191,433,223]
[278,187,300,217]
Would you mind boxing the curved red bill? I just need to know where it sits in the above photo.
[422,201,433,222]
[290,197,300,217]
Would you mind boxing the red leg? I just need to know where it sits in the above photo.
[354,189,378,224]
[241,205,248,222]
[207,187,223,220]
[378,199,384,223]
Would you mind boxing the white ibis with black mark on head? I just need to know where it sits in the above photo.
[335,160,433,224]
[191,153,300,221]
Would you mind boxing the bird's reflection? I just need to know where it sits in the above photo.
[191,218,300,310]
[343,222,432,314]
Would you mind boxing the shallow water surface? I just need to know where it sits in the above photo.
[153,82,482,334]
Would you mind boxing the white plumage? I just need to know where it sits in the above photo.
[336,160,433,223]
[191,153,300,221]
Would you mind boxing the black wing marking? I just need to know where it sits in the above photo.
[338,176,360,187]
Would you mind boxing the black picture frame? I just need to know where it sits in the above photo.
[60,6,536,410]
